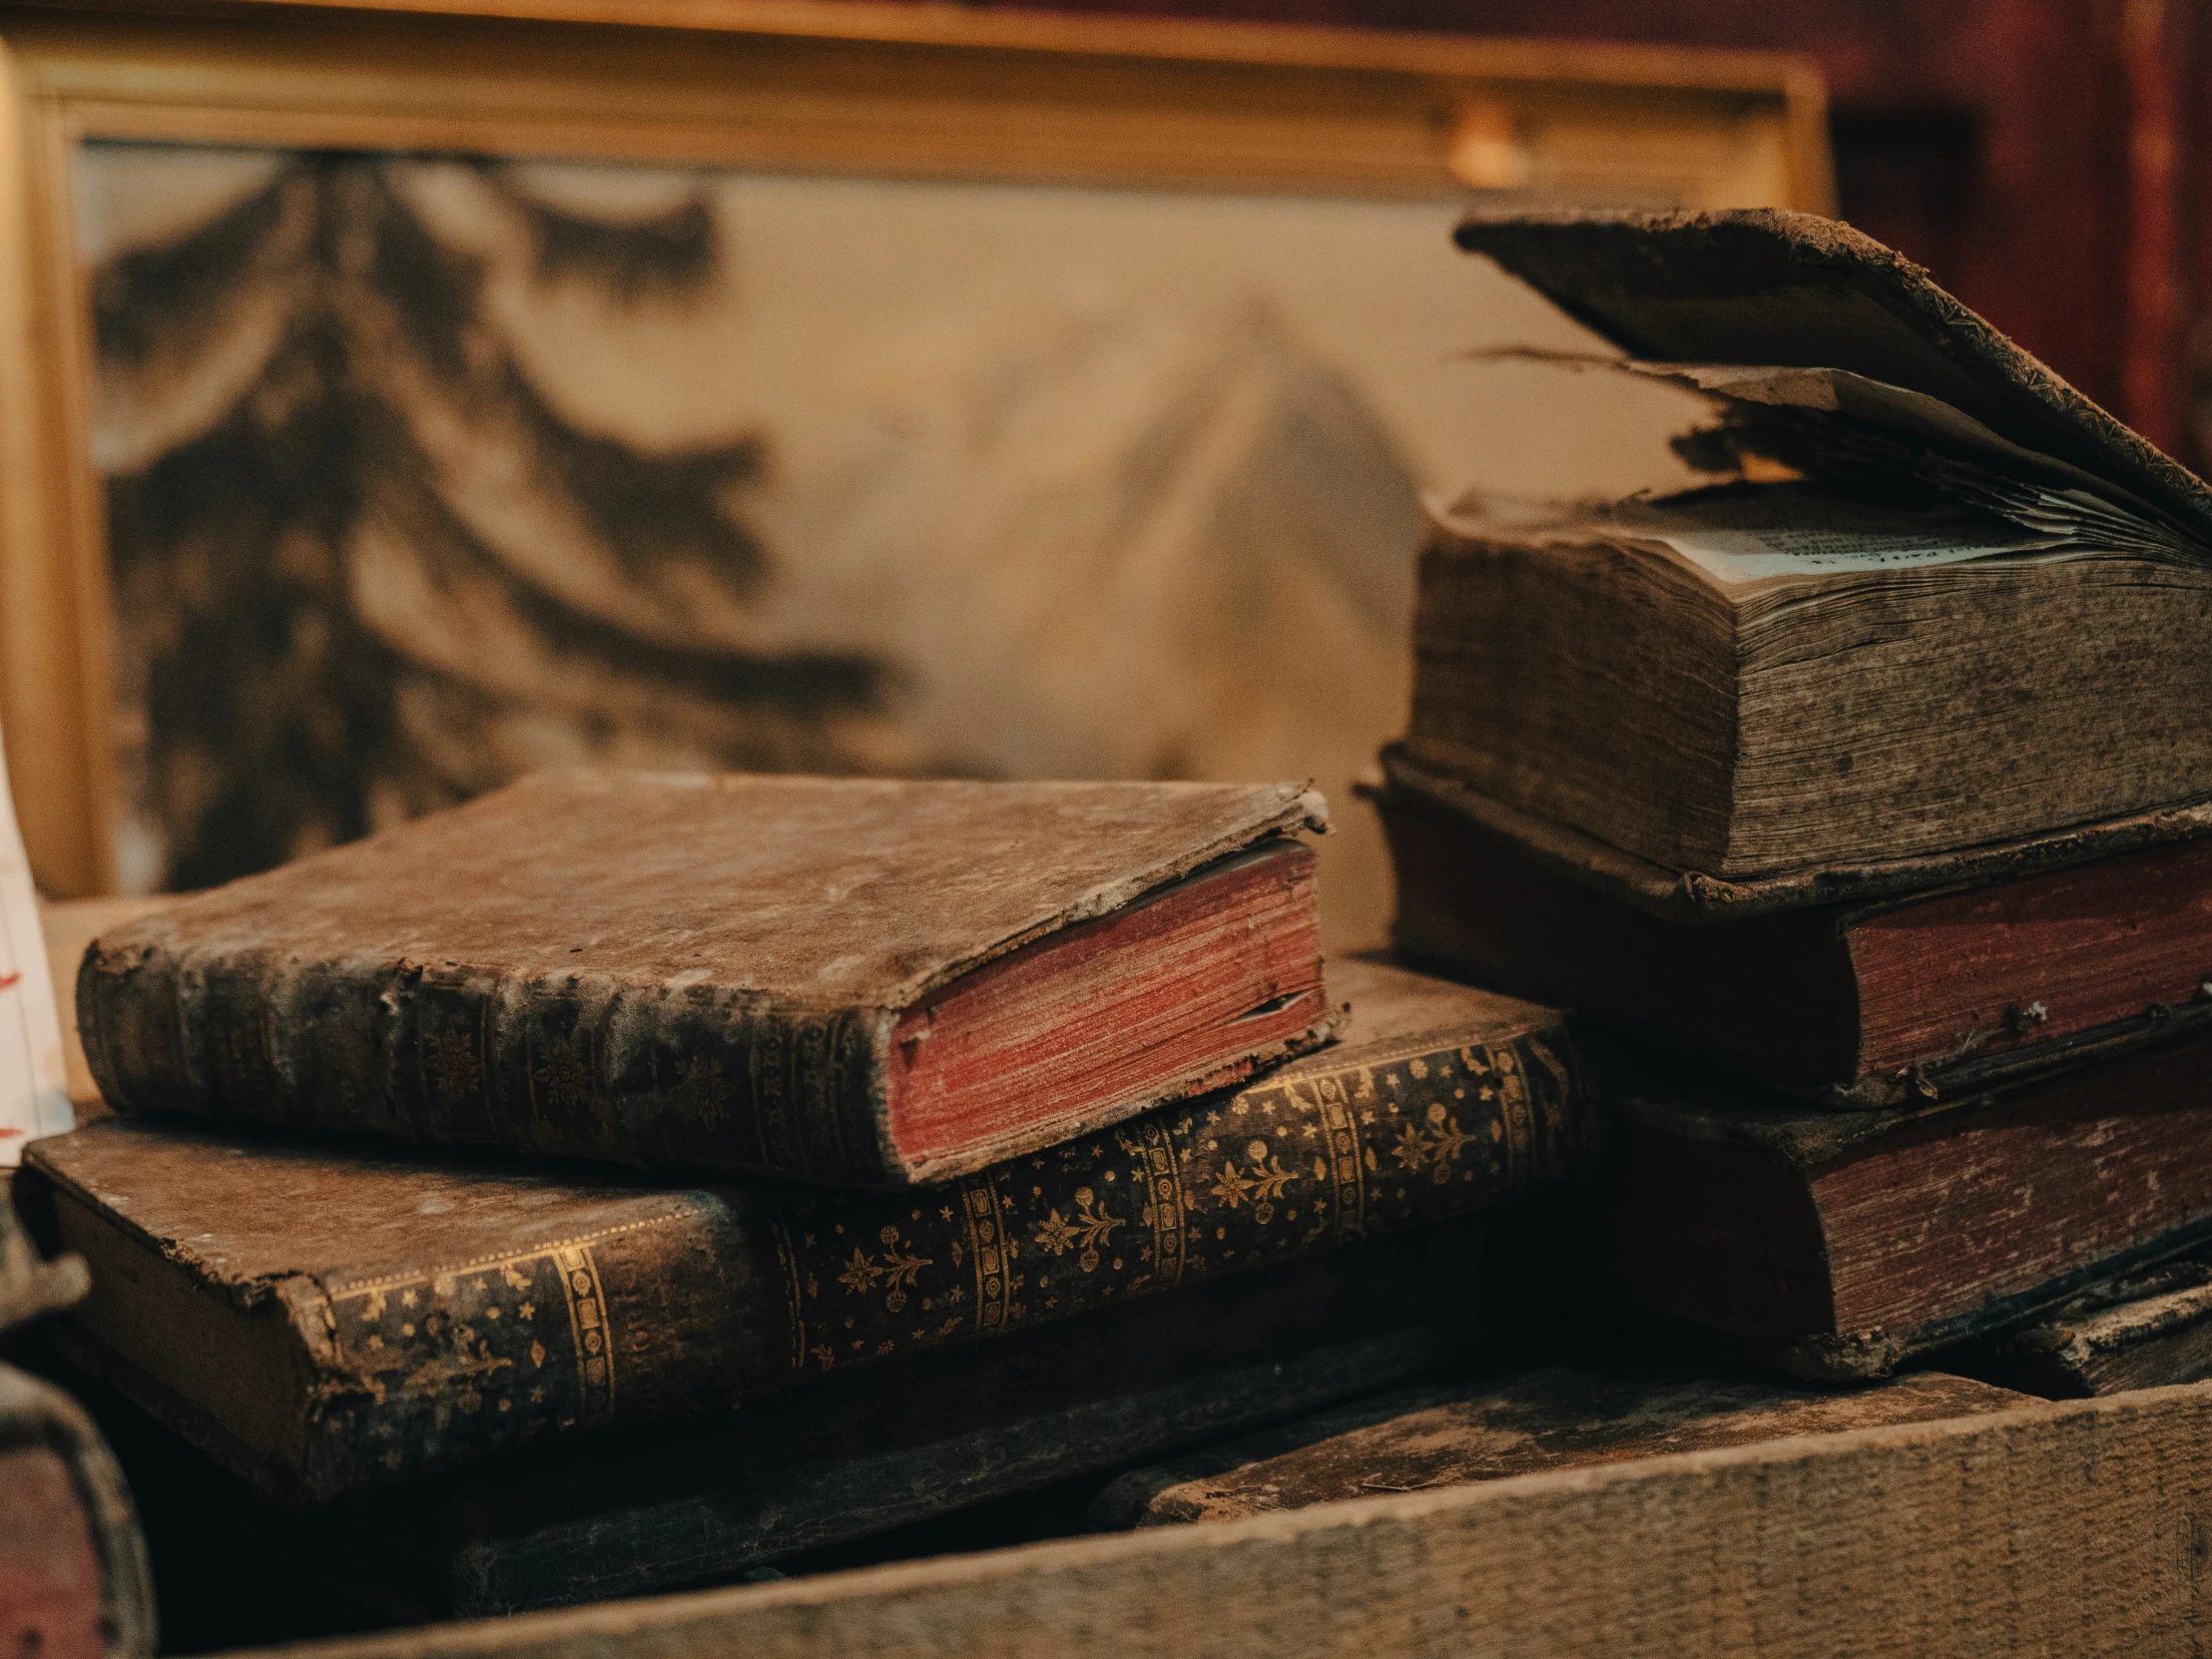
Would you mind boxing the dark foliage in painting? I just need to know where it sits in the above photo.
[95,151,884,891]
[485,167,722,301]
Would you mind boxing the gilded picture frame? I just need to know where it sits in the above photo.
[0,0,1831,903]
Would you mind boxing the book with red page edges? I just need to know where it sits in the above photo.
[77,773,1334,1186]
[1378,759,2212,1106]
[1592,1028,2212,1379]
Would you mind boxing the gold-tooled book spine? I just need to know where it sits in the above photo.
[289,1020,1586,1496]
[767,1019,1586,1381]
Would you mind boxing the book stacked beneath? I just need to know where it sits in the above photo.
[1372,206,2212,1387]
[1065,207,2212,1547]
[7,773,1597,1631]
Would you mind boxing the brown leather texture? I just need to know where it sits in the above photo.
[1598,1031,2212,1379]
[21,957,1592,1501]
[77,773,1330,1185]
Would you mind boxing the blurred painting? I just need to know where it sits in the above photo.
[76,142,1703,941]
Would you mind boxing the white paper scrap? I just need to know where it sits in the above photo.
[0,726,68,1163]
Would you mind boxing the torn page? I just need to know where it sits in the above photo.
[1462,348,2207,563]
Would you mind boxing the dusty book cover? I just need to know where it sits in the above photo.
[78,773,1333,1185]
[1408,209,2212,884]
[1374,757,2212,1112]
[22,957,1591,1500]
[83,1230,1473,1627]
[1956,1248,2212,1398]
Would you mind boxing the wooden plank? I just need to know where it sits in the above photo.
[212,1382,2212,1659]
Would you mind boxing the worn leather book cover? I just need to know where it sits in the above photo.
[77,1229,1473,1634]
[77,773,1334,1186]
[1086,1364,2030,1528]
[18,957,1588,1501]
[1404,209,2212,885]
[1592,1030,2212,1380]
[1377,769,2212,1109]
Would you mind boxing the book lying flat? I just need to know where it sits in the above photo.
[78,773,1335,1185]
[1087,1364,2028,1528]
[1413,209,2212,882]
[90,1229,1474,1631]
[1378,771,2212,1106]
[18,957,1588,1500]
[1968,1248,2212,1399]
[1596,1032,2212,1379]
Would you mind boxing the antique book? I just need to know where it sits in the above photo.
[1378,773,2212,1106]
[1087,1364,2029,1528]
[1408,208,2212,883]
[1597,1032,2212,1379]
[0,1362,156,1659]
[40,896,174,1116]
[82,1229,1474,1632]
[77,773,1335,1185]
[17,957,1587,1500]
[1967,1248,2212,1398]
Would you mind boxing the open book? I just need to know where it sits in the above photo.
[1404,209,2212,883]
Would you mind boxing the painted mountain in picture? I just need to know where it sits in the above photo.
[81,144,1440,936]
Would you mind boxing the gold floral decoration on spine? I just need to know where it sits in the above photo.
[554,1243,615,1420]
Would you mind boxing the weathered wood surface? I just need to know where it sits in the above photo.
[214,1382,2212,1659]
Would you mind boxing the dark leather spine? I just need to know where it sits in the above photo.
[79,940,895,1185]
[756,1016,1590,1387]
[282,1194,793,1500]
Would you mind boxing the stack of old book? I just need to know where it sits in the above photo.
[1066,208,2212,1544]
[1365,207,2212,1393]
[28,206,2212,1630]
[6,772,1597,1631]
